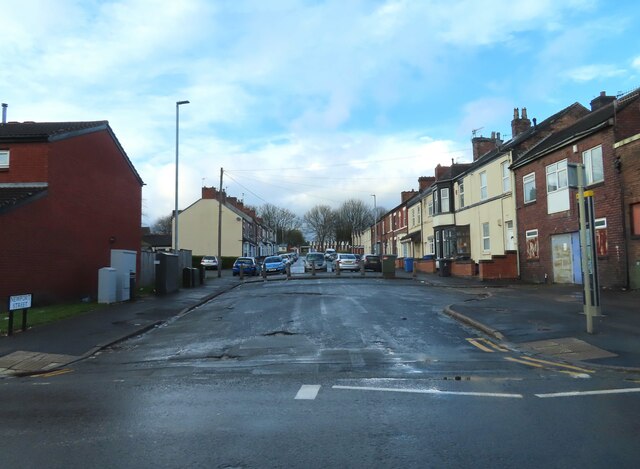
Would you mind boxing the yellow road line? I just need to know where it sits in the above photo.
[466,338,495,353]
[32,368,74,378]
[518,356,594,373]
[504,357,546,368]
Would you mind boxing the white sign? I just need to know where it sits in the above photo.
[9,294,32,311]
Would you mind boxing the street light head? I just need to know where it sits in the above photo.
[177,100,190,106]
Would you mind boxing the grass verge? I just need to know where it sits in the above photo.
[1,302,106,336]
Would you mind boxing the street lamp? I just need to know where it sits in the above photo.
[371,194,377,255]
[174,100,190,253]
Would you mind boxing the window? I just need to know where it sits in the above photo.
[482,223,490,251]
[583,145,604,185]
[427,198,433,217]
[546,160,568,193]
[526,229,539,259]
[501,161,511,193]
[456,225,471,257]
[595,218,608,257]
[440,188,449,213]
[0,150,8,169]
[427,236,434,254]
[523,173,536,203]
[411,208,416,227]
[434,190,439,214]
[632,203,640,236]
[459,182,465,208]
[480,171,488,200]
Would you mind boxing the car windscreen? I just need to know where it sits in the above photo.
[265,257,282,263]
[236,259,253,264]
[307,254,323,261]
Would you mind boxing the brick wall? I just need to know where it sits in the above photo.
[479,251,519,280]
[414,259,436,273]
[451,260,476,277]
[514,123,629,288]
[618,134,640,289]
[0,129,142,304]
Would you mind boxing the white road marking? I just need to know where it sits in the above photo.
[535,387,640,398]
[332,385,523,399]
[295,385,321,400]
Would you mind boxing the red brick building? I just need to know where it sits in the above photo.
[0,121,143,305]
[512,90,640,289]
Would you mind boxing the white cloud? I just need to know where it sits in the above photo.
[564,64,626,83]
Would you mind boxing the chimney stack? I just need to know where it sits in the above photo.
[418,176,435,191]
[511,107,531,138]
[471,131,503,161]
[1,103,7,124]
[590,91,616,111]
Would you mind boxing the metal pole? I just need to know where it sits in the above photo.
[174,100,189,252]
[217,168,224,278]
[576,164,594,333]
[372,194,377,254]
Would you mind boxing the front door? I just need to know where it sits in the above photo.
[551,234,573,284]
[505,221,515,251]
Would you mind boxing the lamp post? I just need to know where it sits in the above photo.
[371,194,377,255]
[174,100,190,253]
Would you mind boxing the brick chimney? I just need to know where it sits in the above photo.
[401,190,417,203]
[202,186,219,199]
[418,176,435,191]
[471,131,502,161]
[511,107,531,138]
[590,91,616,111]
[435,164,449,180]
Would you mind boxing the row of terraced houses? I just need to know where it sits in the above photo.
[353,89,640,290]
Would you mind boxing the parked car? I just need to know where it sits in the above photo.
[200,255,219,270]
[232,257,259,276]
[263,255,287,274]
[362,254,382,272]
[334,253,359,271]
[304,252,326,271]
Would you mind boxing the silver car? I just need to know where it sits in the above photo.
[334,253,359,271]
[304,252,326,271]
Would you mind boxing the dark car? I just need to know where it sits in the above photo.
[232,257,258,276]
[362,254,381,272]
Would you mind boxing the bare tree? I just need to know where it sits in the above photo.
[335,199,375,243]
[303,205,336,249]
[258,203,301,243]
[152,213,173,234]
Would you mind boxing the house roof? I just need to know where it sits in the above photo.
[0,121,144,185]
[0,183,48,214]
[512,88,640,169]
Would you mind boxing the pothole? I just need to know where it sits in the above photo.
[205,353,240,361]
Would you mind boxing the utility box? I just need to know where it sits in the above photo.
[98,267,117,304]
[156,252,179,294]
[111,249,137,302]
[382,255,397,278]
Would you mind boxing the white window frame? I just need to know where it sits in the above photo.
[427,236,434,254]
[523,173,536,203]
[526,229,538,238]
[0,150,9,169]
[440,187,449,213]
[501,161,511,193]
[482,222,490,252]
[583,145,604,185]
[546,159,568,193]
[427,198,433,217]
[459,182,465,208]
[480,171,488,200]
[594,217,607,229]
[434,190,439,214]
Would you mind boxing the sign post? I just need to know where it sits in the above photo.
[8,294,32,336]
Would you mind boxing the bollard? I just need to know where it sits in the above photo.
[312,262,316,276]
[360,260,365,277]
[412,266,417,279]
[239,264,244,280]
[336,261,340,276]
[262,263,267,279]
[286,264,291,278]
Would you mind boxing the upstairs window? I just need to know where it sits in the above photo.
[440,188,450,213]
[0,150,8,169]
[546,160,568,193]
[427,198,433,217]
[523,173,536,203]
[459,182,465,208]
[434,190,439,214]
[501,161,511,193]
[480,171,488,200]
[583,145,604,185]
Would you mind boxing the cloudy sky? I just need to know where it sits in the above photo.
[2,0,639,226]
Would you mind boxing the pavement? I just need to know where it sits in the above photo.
[2,268,640,377]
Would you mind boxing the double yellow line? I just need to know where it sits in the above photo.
[504,356,594,374]
[466,337,509,353]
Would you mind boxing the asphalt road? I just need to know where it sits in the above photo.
[2,277,640,468]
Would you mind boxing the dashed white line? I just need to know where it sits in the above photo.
[332,385,523,399]
[295,385,321,400]
[535,387,640,398]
